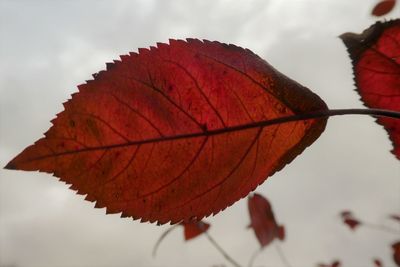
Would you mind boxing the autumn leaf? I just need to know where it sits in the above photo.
[4,39,328,224]
[6,30,399,228]
[393,241,400,267]
[373,258,383,267]
[343,218,361,230]
[372,0,396,16]
[247,193,284,248]
[340,210,361,230]
[389,214,400,223]
[340,20,400,160]
[318,260,341,267]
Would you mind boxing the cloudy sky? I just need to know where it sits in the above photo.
[1,0,399,267]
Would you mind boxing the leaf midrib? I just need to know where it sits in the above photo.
[24,112,318,163]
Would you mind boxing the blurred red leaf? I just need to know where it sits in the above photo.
[318,260,341,267]
[247,193,285,248]
[182,221,210,241]
[340,211,361,230]
[341,20,400,160]
[5,39,328,224]
[393,241,400,267]
[373,258,383,267]
[372,0,396,16]
[343,218,361,230]
[390,214,400,223]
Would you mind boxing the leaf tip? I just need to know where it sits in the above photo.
[4,161,16,170]
[339,22,384,58]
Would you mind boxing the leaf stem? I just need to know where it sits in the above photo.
[247,242,292,267]
[204,231,243,267]
[362,222,400,235]
[152,224,179,257]
[270,108,400,123]
[247,247,262,267]
[153,225,242,267]
[274,243,292,267]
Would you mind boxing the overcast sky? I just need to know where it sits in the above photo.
[1,0,399,267]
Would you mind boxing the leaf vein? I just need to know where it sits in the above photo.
[164,59,227,127]
[136,136,209,199]
[108,92,164,137]
[125,71,203,130]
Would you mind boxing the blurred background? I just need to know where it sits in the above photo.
[0,0,399,266]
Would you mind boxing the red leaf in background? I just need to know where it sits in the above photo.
[389,214,400,223]
[318,260,341,267]
[372,0,396,16]
[343,218,361,230]
[182,221,210,241]
[340,211,361,230]
[341,20,400,160]
[393,241,400,267]
[247,193,284,247]
[5,39,328,224]
[374,258,383,267]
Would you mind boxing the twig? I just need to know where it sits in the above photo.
[204,231,242,267]
[247,243,292,267]
[362,222,400,235]
[274,243,292,267]
[152,224,179,257]
[247,247,262,267]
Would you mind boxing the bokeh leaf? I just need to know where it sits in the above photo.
[393,241,400,267]
[247,193,284,248]
[340,210,361,231]
[372,0,396,16]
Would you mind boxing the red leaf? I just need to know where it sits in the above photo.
[318,260,341,267]
[247,193,284,248]
[373,258,383,267]
[393,241,400,267]
[343,218,361,230]
[5,39,327,224]
[340,20,400,160]
[182,221,210,241]
[372,0,396,16]
[389,214,400,223]
[340,211,361,230]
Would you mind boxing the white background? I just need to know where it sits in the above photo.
[1,0,399,266]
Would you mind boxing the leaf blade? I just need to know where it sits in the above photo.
[341,20,400,160]
[247,193,284,248]
[372,0,396,16]
[6,39,328,224]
